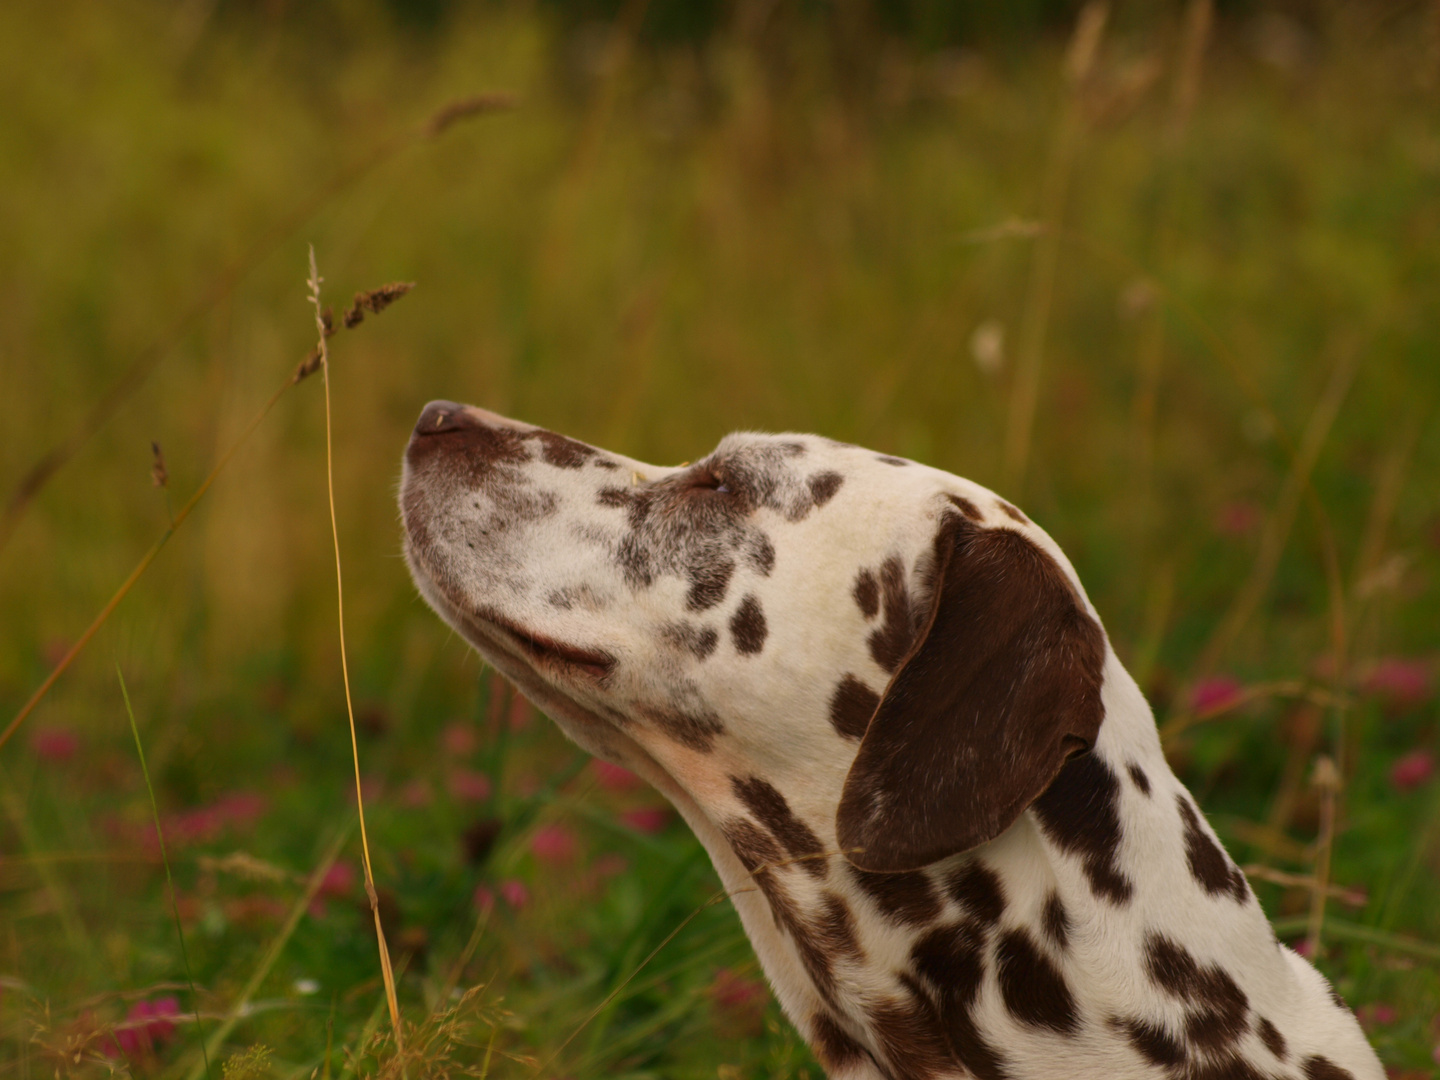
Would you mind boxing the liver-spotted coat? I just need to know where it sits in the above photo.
[401,401,1384,1080]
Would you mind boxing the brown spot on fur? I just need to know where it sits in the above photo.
[808,471,844,506]
[1177,796,1248,903]
[1114,1016,1186,1067]
[997,500,1028,524]
[996,927,1079,1034]
[868,555,917,673]
[723,818,796,927]
[662,622,718,660]
[870,983,968,1080]
[732,776,827,878]
[945,860,1006,928]
[746,532,775,575]
[404,414,529,487]
[730,594,767,655]
[774,891,863,1007]
[686,557,735,612]
[811,1013,869,1072]
[877,455,909,466]
[598,487,631,508]
[1302,1056,1356,1080]
[638,703,724,752]
[1256,1016,1287,1060]
[1041,891,1071,950]
[946,493,983,522]
[853,569,880,619]
[523,429,594,469]
[1127,762,1152,796]
[617,533,654,588]
[905,923,1008,1079]
[837,511,1108,873]
[1144,933,1250,1053]
[1185,999,1250,1052]
[849,865,941,927]
[1033,753,1134,904]
[829,675,879,741]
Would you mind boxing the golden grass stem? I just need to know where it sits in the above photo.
[1192,342,1360,676]
[1158,680,1348,746]
[307,245,405,1057]
[117,665,212,1080]
[1268,915,1440,964]
[181,822,353,1080]
[1306,755,1341,958]
[1129,0,1211,570]
[1001,1,1107,495]
[1240,864,1365,907]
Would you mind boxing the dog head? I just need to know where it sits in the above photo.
[401,401,1108,874]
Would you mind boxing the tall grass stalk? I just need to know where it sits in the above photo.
[1001,1,1107,496]
[306,245,405,1056]
[116,664,212,1080]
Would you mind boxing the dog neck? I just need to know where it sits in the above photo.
[681,652,1368,1079]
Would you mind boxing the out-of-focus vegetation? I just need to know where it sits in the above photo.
[1,1,1437,1075]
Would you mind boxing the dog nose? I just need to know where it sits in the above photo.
[413,400,478,437]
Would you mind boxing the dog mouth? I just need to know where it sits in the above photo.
[475,609,616,681]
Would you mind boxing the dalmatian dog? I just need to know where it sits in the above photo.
[399,400,1382,1080]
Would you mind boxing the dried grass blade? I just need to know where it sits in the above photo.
[118,665,211,1080]
[1193,343,1360,676]
[306,245,404,1056]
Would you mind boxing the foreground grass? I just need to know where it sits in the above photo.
[0,2,1437,1075]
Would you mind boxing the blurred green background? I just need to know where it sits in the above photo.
[1,0,1437,1076]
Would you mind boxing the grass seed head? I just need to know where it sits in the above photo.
[425,92,519,138]
[294,346,323,383]
[150,442,168,488]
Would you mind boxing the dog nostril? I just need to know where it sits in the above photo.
[414,400,475,436]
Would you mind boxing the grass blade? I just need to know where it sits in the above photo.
[117,664,212,1080]
[181,821,354,1080]
[307,245,405,1056]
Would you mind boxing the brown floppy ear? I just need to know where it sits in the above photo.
[836,512,1107,873]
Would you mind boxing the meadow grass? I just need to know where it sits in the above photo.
[1,1,1437,1075]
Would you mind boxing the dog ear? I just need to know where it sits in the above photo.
[836,512,1107,873]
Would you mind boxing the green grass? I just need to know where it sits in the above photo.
[1,2,1437,1075]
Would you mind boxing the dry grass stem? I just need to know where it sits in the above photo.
[1129,0,1212,576]
[1240,864,1366,908]
[307,244,406,1058]
[1158,680,1348,746]
[1001,1,1108,495]
[1193,343,1360,677]
[424,92,519,138]
[117,664,212,1080]
[1306,755,1342,958]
